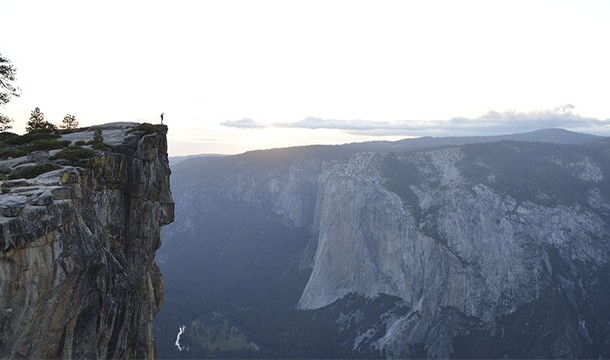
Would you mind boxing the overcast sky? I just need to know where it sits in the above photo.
[1,0,610,155]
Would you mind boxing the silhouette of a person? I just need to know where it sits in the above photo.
[160,112,164,124]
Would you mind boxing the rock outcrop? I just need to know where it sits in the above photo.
[0,123,174,359]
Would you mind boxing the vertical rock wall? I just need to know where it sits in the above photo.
[0,124,174,359]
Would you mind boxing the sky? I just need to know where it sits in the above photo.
[1,0,610,155]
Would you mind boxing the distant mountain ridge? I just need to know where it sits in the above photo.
[169,153,225,166]
[175,128,601,168]
[156,128,610,359]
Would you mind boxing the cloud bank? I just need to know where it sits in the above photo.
[220,118,265,129]
[220,106,610,137]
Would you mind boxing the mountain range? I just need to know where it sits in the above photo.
[155,128,610,358]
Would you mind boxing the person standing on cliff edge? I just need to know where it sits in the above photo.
[160,112,164,124]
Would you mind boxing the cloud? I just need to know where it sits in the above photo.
[219,118,265,129]
[444,108,610,134]
[276,107,610,136]
[220,107,610,137]
[275,117,400,131]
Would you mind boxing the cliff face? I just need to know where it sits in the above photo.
[298,144,610,358]
[0,123,174,359]
[157,130,610,359]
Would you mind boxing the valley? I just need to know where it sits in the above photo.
[155,129,610,358]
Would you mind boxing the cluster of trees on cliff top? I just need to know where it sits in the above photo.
[25,107,79,132]
[1,53,78,133]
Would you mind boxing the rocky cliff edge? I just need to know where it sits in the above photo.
[0,122,174,359]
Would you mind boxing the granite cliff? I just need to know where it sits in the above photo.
[156,129,610,359]
[300,144,610,358]
[0,123,174,359]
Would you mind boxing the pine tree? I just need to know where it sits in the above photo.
[0,114,12,131]
[0,53,19,107]
[26,107,55,133]
[1,53,20,131]
[60,114,78,130]
[91,128,105,149]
